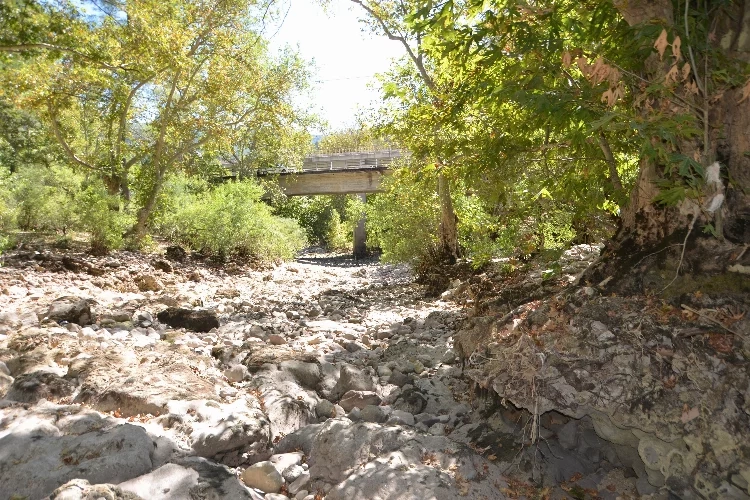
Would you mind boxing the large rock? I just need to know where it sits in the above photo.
[240,461,284,493]
[46,297,94,325]
[338,390,382,412]
[166,398,271,461]
[298,418,505,499]
[48,479,144,500]
[279,360,322,389]
[119,459,256,500]
[70,346,217,417]
[5,371,75,403]
[0,309,39,332]
[0,372,13,398]
[0,403,154,500]
[157,307,219,332]
[331,364,374,400]
[248,365,318,440]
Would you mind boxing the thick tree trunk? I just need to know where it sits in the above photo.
[129,168,165,242]
[437,173,459,264]
[587,1,750,292]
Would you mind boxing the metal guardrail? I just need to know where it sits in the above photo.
[257,149,402,176]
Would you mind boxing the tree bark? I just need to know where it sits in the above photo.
[438,173,459,264]
[588,1,750,291]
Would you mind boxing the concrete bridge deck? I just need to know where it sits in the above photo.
[257,150,401,196]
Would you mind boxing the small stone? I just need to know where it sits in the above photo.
[241,461,284,493]
[268,334,286,345]
[338,390,382,412]
[282,464,305,483]
[441,349,457,365]
[344,342,362,352]
[288,471,310,495]
[597,330,616,342]
[224,364,248,383]
[134,275,163,292]
[315,400,336,419]
[265,494,288,500]
[388,370,411,387]
[377,365,392,377]
[386,410,415,426]
[429,423,446,436]
[359,405,387,423]
[151,258,173,273]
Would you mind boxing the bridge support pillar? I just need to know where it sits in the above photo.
[353,193,367,259]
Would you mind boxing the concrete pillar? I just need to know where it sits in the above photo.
[353,193,367,258]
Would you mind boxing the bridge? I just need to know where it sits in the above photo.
[257,149,401,196]
[258,149,402,257]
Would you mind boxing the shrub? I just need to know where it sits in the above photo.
[158,180,307,261]
[366,167,440,264]
[75,186,133,254]
[325,210,350,251]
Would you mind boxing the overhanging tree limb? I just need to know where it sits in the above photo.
[48,102,98,172]
[349,0,436,90]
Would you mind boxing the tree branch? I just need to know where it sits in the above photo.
[598,132,623,191]
[350,0,436,90]
[0,44,133,71]
[47,102,98,171]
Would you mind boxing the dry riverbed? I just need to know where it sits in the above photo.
[0,244,747,499]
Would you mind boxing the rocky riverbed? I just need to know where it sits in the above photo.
[0,244,747,499]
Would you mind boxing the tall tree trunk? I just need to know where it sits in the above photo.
[129,168,165,242]
[589,1,750,291]
[438,173,459,264]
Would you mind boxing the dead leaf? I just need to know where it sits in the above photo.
[576,57,590,76]
[681,63,691,81]
[739,79,750,103]
[665,64,680,85]
[686,81,700,95]
[562,50,572,69]
[654,29,669,60]
[672,35,682,60]
[708,333,733,353]
[681,406,700,423]
[601,88,615,107]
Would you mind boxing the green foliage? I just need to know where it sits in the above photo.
[315,126,391,154]
[366,166,439,263]
[75,186,133,254]
[325,210,350,251]
[272,194,364,251]
[157,180,307,261]
[2,0,315,241]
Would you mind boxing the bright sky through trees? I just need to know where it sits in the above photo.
[269,0,403,133]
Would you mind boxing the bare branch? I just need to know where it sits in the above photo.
[349,0,436,90]
[47,102,98,172]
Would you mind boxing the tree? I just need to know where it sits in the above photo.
[361,0,749,286]
[2,0,314,243]
[351,0,460,264]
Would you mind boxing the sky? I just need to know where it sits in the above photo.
[267,1,405,134]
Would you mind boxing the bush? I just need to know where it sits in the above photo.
[366,167,439,264]
[325,210,350,251]
[75,186,133,254]
[158,179,307,261]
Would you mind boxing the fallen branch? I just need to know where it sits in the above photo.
[680,304,746,339]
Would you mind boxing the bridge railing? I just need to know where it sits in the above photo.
[257,149,404,176]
